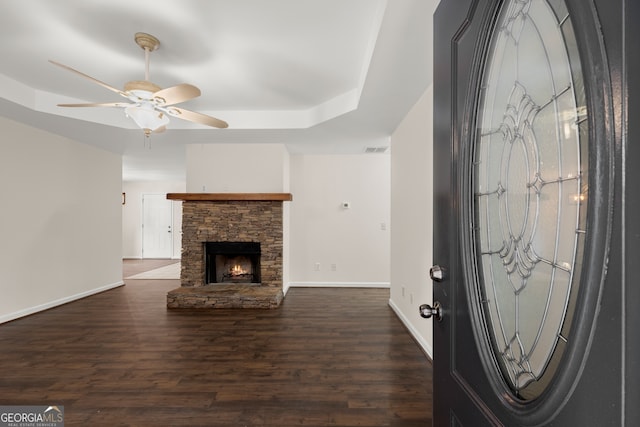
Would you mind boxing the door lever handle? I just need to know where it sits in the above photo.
[419,302,443,321]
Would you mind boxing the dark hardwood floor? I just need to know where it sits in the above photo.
[0,260,433,426]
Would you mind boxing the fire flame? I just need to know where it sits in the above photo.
[230,265,246,276]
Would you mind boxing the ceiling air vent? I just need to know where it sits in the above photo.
[364,146,389,154]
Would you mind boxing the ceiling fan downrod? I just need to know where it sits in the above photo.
[134,32,160,82]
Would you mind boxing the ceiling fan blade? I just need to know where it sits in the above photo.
[57,102,130,108]
[168,107,228,129]
[153,126,167,134]
[153,84,201,106]
[49,60,126,97]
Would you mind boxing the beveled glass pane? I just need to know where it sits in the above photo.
[472,0,588,399]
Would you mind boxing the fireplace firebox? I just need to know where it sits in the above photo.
[205,242,261,284]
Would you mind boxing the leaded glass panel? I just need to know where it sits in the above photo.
[473,0,588,399]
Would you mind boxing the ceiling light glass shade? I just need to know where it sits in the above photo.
[125,102,169,131]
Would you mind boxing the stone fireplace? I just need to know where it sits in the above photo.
[165,193,292,309]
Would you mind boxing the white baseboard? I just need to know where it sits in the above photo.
[0,281,124,325]
[282,282,391,296]
[284,281,389,297]
[288,281,390,288]
[388,298,433,360]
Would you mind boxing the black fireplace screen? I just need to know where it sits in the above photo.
[205,242,261,284]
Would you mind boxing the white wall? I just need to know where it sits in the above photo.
[184,145,389,292]
[389,86,434,357]
[186,143,290,193]
[122,180,185,259]
[0,117,123,323]
[282,153,291,291]
[288,154,390,290]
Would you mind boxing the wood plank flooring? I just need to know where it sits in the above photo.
[0,260,433,426]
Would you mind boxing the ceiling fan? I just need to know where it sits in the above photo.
[50,32,228,136]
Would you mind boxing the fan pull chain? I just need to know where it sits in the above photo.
[143,131,152,149]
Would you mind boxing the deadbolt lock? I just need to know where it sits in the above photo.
[429,265,446,282]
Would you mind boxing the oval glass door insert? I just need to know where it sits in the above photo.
[473,0,589,399]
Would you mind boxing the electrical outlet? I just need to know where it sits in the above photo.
[410,293,413,304]
[331,264,337,271]
[314,263,320,271]
[402,286,405,297]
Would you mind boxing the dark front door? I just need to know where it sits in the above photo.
[430,0,639,425]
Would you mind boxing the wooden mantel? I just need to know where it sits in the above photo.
[166,193,293,202]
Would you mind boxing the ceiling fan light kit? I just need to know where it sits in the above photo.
[125,102,169,135]
[50,32,228,136]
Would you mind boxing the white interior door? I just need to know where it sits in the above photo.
[142,194,173,259]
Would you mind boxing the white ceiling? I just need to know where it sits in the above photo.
[0,0,438,181]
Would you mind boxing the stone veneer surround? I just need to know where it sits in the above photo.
[181,201,284,287]
[165,193,291,309]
